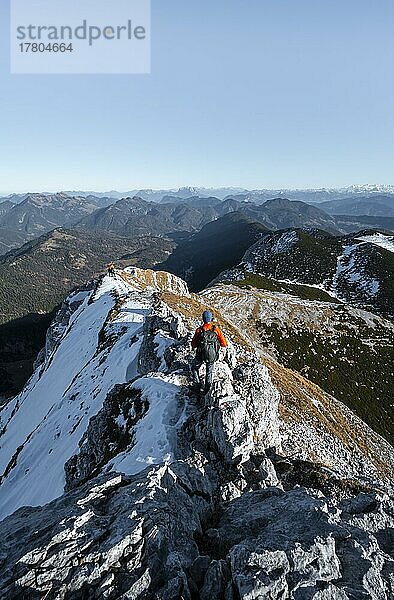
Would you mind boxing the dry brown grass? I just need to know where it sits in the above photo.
[160,290,250,349]
[264,356,391,477]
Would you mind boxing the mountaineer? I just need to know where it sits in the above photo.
[191,310,227,394]
[107,263,116,277]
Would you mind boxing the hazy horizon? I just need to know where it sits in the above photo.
[2,182,394,197]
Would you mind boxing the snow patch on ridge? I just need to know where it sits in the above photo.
[243,230,299,264]
[241,231,299,274]
[108,374,187,476]
[332,243,380,299]
[269,231,299,254]
[356,232,394,254]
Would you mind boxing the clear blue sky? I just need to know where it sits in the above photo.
[0,0,393,193]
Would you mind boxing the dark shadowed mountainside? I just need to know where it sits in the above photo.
[0,312,56,399]
[158,212,269,290]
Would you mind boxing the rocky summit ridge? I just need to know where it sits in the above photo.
[0,268,393,599]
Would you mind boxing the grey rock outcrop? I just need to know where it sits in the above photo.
[1,451,393,598]
[64,384,148,491]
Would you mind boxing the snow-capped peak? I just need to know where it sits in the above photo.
[340,183,394,194]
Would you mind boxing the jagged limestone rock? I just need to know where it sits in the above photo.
[2,469,392,599]
[230,546,290,599]
[205,361,281,465]
[200,559,231,600]
[64,384,148,491]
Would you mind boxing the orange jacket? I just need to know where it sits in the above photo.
[191,322,227,349]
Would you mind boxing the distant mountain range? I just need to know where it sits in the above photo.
[76,196,218,240]
[310,194,394,216]
[0,193,119,254]
[240,197,339,233]
[0,193,102,235]
[2,189,394,259]
[77,196,341,240]
[0,192,116,206]
[160,196,341,231]
[2,183,394,204]
[0,193,104,253]
[63,187,248,202]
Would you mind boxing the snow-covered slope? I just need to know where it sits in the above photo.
[0,268,393,599]
[222,229,394,317]
[331,242,380,299]
[0,271,187,520]
[356,232,394,253]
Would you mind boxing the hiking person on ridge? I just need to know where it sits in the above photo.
[107,263,116,277]
[191,310,227,394]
